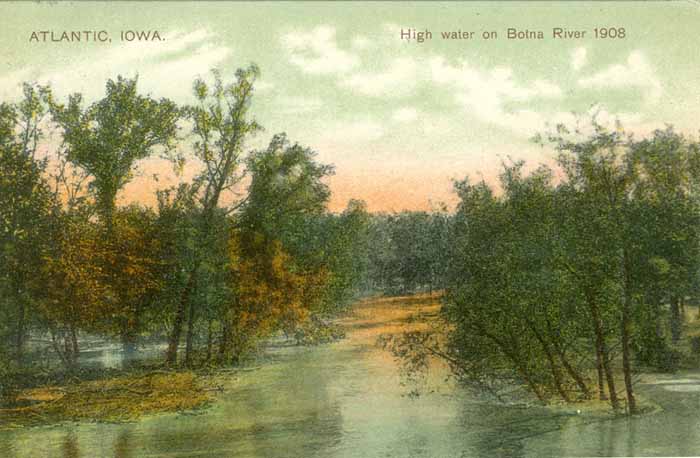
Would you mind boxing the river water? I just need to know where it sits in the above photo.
[2,296,700,457]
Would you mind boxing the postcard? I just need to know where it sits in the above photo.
[1,2,700,457]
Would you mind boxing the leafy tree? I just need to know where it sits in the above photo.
[166,66,261,365]
[219,133,335,360]
[49,77,179,355]
[0,85,56,364]
[50,77,179,225]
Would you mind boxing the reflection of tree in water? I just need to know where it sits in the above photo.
[61,431,79,458]
[113,427,133,458]
[455,403,576,457]
[145,349,345,458]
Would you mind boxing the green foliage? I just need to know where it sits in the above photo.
[1,69,374,375]
[0,86,57,367]
[184,66,261,214]
[386,123,700,411]
[50,76,179,222]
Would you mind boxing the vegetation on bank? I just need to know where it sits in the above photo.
[0,370,212,428]
[0,67,372,386]
[384,123,700,415]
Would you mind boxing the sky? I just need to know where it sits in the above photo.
[1,1,699,212]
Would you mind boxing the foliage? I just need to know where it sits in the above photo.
[386,123,700,414]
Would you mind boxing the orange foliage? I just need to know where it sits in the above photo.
[222,232,328,355]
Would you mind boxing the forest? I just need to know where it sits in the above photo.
[2,65,700,419]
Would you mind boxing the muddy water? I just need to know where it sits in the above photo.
[1,296,700,457]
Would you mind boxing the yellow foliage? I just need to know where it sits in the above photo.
[0,372,211,427]
[222,232,330,355]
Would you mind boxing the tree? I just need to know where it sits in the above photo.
[50,76,179,225]
[50,77,179,355]
[218,133,335,360]
[0,85,57,363]
[40,213,107,370]
[549,124,700,412]
[166,66,261,365]
[627,128,700,344]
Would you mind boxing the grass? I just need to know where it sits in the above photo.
[0,370,215,428]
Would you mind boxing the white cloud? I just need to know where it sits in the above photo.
[0,29,232,102]
[429,56,563,135]
[276,95,323,114]
[578,50,662,102]
[392,107,419,123]
[281,25,359,75]
[571,47,587,71]
[340,57,419,97]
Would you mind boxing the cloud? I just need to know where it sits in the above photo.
[571,47,587,71]
[392,107,419,123]
[0,29,232,102]
[340,57,419,97]
[276,95,323,114]
[281,24,423,98]
[429,56,563,134]
[578,50,662,102]
[281,25,360,75]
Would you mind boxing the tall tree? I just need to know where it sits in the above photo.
[166,66,261,365]
[50,76,179,225]
[0,85,56,363]
[50,77,179,354]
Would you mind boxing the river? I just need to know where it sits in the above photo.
[1,295,700,457]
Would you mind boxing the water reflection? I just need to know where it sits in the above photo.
[114,427,133,458]
[61,432,79,458]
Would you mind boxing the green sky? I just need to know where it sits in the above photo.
[1,1,699,211]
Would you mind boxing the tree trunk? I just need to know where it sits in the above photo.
[475,321,547,403]
[121,314,138,359]
[621,251,637,414]
[166,271,196,365]
[514,361,547,403]
[595,345,607,401]
[599,337,620,410]
[557,349,591,399]
[680,296,686,319]
[70,324,79,360]
[588,294,620,410]
[621,309,637,414]
[206,320,214,362]
[544,349,571,402]
[15,296,25,362]
[546,318,591,399]
[527,320,570,402]
[122,332,137,362]
[184,297,197,367]
[670,295,682,343]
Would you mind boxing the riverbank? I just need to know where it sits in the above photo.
[0,370,216,428]
[0,294,439,430]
